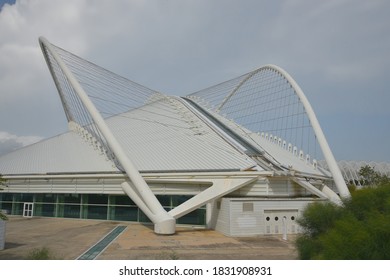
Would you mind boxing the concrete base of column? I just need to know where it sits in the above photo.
[154,216,176,235]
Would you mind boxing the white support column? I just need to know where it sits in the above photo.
[169,176,258,219]
[39,37,175,234]
[292,178,342,205]
[268,65,350,199]
[213,64,350,199]
[206,201,216,229]
[282,216,287,240]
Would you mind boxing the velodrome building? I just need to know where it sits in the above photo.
[0,37,351,236]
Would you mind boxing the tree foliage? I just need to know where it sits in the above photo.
[296,167,390,259]
[358,165,390,186]
[0,174,5,188]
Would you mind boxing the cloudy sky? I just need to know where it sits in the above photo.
[0,0,389,161]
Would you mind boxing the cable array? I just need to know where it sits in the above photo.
[188,66,322,162]
[42,43,174,167]
[52,45,159,119]
[40,36,352,199]
[42,42,213,167]
[43,40,324,168]
[42,45,117,164]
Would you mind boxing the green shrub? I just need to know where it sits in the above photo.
[296,183,390,259]
[27,247,54,260]
[297,202,343,238]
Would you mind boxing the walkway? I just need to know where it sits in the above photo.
[0,217,297,260]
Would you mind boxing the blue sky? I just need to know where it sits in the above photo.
[0,0,15,10]
[0,0,389,161]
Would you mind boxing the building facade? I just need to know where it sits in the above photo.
[0,37,349,236]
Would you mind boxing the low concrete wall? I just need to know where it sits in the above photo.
[0,220,6,250]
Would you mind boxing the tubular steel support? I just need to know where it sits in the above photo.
[216,64,350,199]
[265,65,350,199]
[39,37,175,234]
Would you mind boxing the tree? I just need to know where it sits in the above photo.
[359,165,390,186]
[0,174,8,221]
[296,181,390,259]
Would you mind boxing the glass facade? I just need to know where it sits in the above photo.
[0,193,206,226]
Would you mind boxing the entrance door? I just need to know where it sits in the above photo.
[23,203,34,218]
[264,210,299,234]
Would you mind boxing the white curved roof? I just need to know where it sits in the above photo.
[0,38,340,182]
[0,94,332,177]
[0,131,117,174]
[106,97,258,172]
[0,98,258,175]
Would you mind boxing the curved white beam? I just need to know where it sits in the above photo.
[265,64,350,198]
[216,64,350,199]
[39,37,175,234]
[216,69,260,113]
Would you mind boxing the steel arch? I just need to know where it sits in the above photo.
[217,64,350,198]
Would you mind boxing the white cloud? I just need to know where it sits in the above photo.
[0,0,389,161]
[0,131,43,156]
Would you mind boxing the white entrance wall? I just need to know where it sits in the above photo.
[213,197,323,237]
[264,210,299,234]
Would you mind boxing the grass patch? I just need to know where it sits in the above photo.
[155,250,180,260]
[27,247,58,260]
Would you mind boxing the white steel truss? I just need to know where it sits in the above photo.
[38,37,350,233]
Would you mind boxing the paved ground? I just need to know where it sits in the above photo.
[0,217,298,260]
